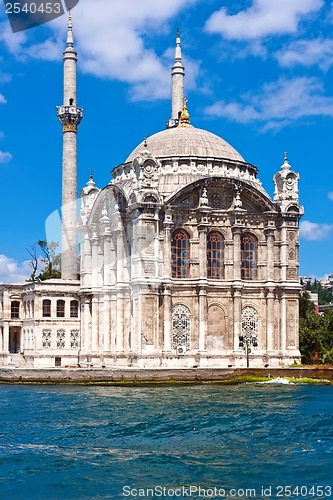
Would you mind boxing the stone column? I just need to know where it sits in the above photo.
[280,224,288,282]
[233,288,242,350]
[103,232,112,287]
[116,226,124,284]
[198,227,207,279]
[265,228,275,282]
[3,323,9,353]
[91,296,99,353]
[232,227,242,281]
[163,287,172,352]
[266,288,275,351]
[91,232,99,289]
[116,293,124,353]
[198,288,207,352]
[163,215,173,278]
[103,295,111,353]
[280,292,287,352]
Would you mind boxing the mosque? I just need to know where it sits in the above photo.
[0,14,303,369]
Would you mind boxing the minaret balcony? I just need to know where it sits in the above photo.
[57,105,83,132]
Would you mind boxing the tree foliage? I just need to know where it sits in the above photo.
[27,240,61,281]
[299,291,333,364]
[302,278,333,305]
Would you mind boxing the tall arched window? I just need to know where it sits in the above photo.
[207,231,225,279]
[171,229,190,278]
[241,232,258,280]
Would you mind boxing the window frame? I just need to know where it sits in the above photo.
[207,231,225,279]
[70,300,79,318]
[241,232,258,280]
[10,301,20,319]
[56,299,66,318]
[42,299,51,318]
[171,229,190,279]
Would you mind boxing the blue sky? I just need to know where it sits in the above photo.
[0,0,332,282]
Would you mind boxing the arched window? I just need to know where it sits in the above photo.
[56,300,65,318]
[171,229,190,278]
[241,232,258,280]
[42,299,51,318]
[70,300,79,318]
[207,231,225,279]
[11,301,20,319]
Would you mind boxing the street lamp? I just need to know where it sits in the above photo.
[239,334,258,367]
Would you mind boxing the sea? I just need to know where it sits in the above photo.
[0,382,332,500]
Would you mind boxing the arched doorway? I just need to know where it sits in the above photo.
[207,304,225,350]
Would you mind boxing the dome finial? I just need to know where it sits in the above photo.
[179,97,192,127]
[282,151,291,170]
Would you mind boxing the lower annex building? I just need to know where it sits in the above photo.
[0,18,303,369]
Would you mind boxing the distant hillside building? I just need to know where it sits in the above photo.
[0,15,304,369]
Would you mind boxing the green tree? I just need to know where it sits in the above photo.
[27,241,61,281]
[299,292,333,364]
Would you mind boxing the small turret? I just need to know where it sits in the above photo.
[273,152,303,214]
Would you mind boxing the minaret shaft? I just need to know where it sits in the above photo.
[57,12,83,280]
[167,31,185,128]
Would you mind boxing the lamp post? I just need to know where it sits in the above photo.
[239,334,258,368]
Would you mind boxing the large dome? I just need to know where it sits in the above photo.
[126,126,244,163]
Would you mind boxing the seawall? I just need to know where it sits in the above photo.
[0,367,333,384]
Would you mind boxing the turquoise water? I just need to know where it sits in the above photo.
[0,383,332,500]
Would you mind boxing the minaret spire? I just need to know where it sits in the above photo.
[167,30,185,128]
[56,11,83,280]
[66,9,74,47]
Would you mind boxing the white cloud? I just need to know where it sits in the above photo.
[0,93,6,104]
[276,38,333,70]
[204,77,333,129]
[0,0,199,101]
[299,220,333,240]
[328,192,333,201]
[0,255,31,284]
[205,0,323,40]
[0,151,12,163]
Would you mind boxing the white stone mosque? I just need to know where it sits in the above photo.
[0,14,303,369]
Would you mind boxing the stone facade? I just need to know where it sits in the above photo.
[77,125,303,369]
[0,23,303,369]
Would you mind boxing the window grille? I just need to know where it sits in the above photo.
[172,304,191,350]
[56,329,66,349]
[70,330,80,349]
[42,329,51,349]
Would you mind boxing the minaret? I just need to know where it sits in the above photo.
[57,11,83,280]
[167,30,185,128]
